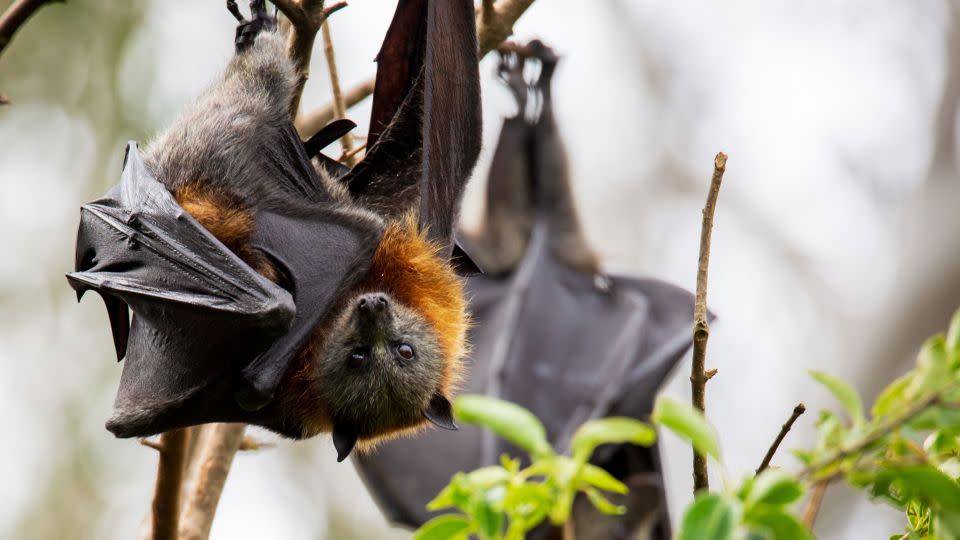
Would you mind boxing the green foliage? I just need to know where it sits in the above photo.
[453,396,553,459]
[677,469,810,540]
[800,308,960,539]
[652,395,722,460]
[420,309,960,540]
[416,396,655,539]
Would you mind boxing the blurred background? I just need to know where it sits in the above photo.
[1,0,957,538]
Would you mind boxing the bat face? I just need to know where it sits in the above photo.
[316,291,445,437]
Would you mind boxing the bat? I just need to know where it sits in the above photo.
[66,0,481,462]
[354,41,700,539]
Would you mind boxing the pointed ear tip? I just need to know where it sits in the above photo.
[336,452,350,463]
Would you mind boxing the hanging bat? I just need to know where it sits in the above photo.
[66,0,481,461]
[354,41,700,539]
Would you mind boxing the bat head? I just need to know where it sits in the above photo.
[316,290,455,460]
[287,215,467,461]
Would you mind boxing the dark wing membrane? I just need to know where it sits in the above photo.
[236,207,383,410]
[343,0,481,253]
[263,123,335,204]
[66,143,295,437]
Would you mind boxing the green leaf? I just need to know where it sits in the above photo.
[947,308,960,353]
[413,515,472,540]
[872,373,914,418]
[810,370,865,427]
[909,336,952,397]
[578,464,629,494]
[503,483,553,518]
[652,396,721,460]
[474,497,504,540]
[503,483,552,540]
[466,466,511,489]
[584,487,627,516]
[813,410,847,450]
[744,506,813,540]
[874,465,960,510]
[570,417,656,462]
[679,493,738,540]
[745,469,805,508]
[454,395,553,458]
[427,473,472,512]
[924,430,960,456]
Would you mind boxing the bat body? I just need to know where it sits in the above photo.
[67,0,480,461]
[355,42,698,538]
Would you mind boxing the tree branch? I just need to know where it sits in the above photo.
[272,0,348,117]
[178,423,246,540]
[295,77,374,137]
[0,0,59,56]
[0,0,61,103]
[295,0,538,138]
[802,479,830,530]
[151,429,190,540]
[756,403,805,474]
[800,393,944,481]
[320,18,357,165]
[690,152,727,492]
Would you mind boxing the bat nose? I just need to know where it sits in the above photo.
[358,293,389,313]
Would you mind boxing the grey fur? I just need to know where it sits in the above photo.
[145,32,294,207]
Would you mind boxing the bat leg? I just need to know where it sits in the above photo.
[226,0,246,23]
[234,0,276,51]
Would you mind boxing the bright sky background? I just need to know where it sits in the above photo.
[0,1,953,538]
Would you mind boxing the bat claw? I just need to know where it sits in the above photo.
[233,0,276,52]
[226,0,246,23]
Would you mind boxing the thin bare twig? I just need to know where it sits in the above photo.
[0,0,59,55]
[0,0,62,102]
[238,435,275,452]
[756,403,806,474]
[802,480,829,529]
[800,392,944,481]
[140,437,164,452]
[272,0,348,116]
[320,17,357,166]
[295,78,374,137]
[178,423,246,540]
[339,142,366,163]
[151,429,190,540]
[690,152,727,492]
[295,0,538,139]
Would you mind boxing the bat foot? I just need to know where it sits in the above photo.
[233,0,276,52]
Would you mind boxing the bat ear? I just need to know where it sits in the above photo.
[450,241,483,276]
[332,423,359,462]
[423,393,457,431]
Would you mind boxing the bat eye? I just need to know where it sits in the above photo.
[347,348,368,369]
[396,343,415,361]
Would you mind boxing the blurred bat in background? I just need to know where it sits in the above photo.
[66,0,481,461]
[355,40,699,539]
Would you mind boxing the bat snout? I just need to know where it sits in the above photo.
[357,293,389,314]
